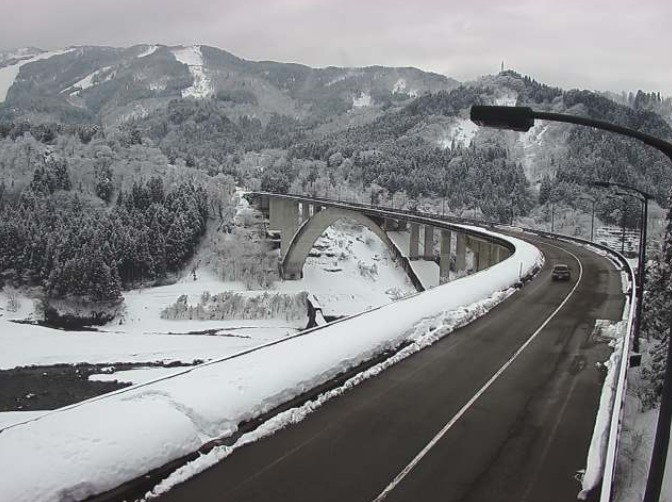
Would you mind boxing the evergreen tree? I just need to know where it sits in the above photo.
[641,190,672,407]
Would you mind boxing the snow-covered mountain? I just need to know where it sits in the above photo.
[0,44,458,125]
[1,44,671,196]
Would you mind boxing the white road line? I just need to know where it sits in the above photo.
[372,241,584,501]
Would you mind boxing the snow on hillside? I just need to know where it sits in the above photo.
[495,92,517,106]
[518,121,549,180]
[138,45,159,58]
[0,49,73,102]
[63,65,114,95]
[352,91,372,108]
[0,48,43,64]
[392,78,418,97]
[393,78,406,93]
[439,118,479,149]
[172,45,213,99]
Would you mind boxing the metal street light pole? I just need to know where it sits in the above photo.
[579,195,596,242]
[442,167,447,216]
[594,181,653,354]
[470,105,672,502]
[621,197,627,254]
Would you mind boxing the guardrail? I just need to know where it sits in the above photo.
[252,192,636,501]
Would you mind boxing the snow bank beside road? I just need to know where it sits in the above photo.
[0,230,542,502]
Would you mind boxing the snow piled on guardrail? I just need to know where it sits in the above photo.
[0,229,542,502]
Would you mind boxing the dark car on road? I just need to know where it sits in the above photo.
[552,264,571,281]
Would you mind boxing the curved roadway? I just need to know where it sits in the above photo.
[156,234,624,502]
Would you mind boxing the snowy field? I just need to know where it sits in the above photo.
[0,216,413,368]
[0,227,543,502]
[0,203,417,435]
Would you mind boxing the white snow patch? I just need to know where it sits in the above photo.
[393,79,406,93]
[0,48,73,102]
[172,46,213,99]
[518,121,549,178]
[0,273,301,370]
[325,74,347,86]
[352,92,372,108]
[325,71,362,87]
[392,79,418,97]
[439,118,479,149]
[0,48,44,64]
[138,45,159,58]
[90,367,188,385]
[274,222,415,316]
[0,411,48,429]
[495,93,518,107]
[63,66,114,95]
[410,261,440,289]
[0,229,542,502]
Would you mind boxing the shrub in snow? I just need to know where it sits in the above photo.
[357,261,378,279]
[161,291,308,322]
[4,287,19,312]
[42,296,124,328]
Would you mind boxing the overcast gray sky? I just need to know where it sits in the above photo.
[2,0,671,95]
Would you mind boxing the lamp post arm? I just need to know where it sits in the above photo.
[532,110,672,163]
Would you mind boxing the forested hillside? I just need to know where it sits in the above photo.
[0,122,232,326]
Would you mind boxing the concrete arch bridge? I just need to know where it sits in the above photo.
[245,193,514,290]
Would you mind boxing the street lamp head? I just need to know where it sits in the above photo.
[470,105,535,132]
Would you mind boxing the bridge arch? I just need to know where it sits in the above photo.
[281,207,397,280]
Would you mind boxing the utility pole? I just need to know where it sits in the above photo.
[621,197,627,255]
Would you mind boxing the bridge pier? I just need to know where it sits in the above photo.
[301,202,310,222]
[269,198,300,258]
[440,230,452,281]
[409,223,420,260]
[423,225,435,259]
[456,233,467,272]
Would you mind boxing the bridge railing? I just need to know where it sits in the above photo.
[251,191,636,501]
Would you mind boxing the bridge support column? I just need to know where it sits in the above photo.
[440,230,452,281]
[498,246,512,262]
[456,233,467,272]
[466,237,478,272]
[274,200,299,258]
[409,223,420,260]
[423,225,435,259]
[269,197,284,231]
[383,218,395,231]
[301,202,310,223]
[478,241,491,271]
